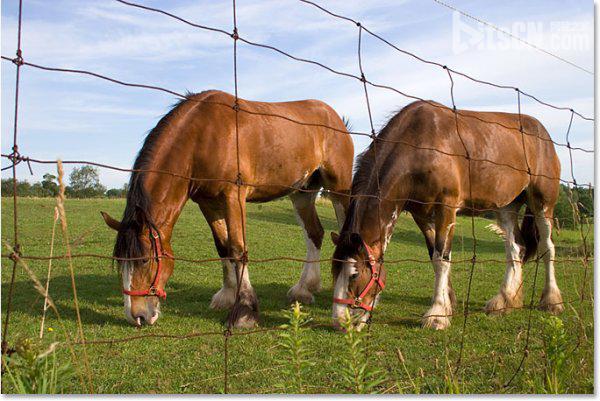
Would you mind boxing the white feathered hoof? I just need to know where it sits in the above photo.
[539,287,564,315]
[229,303,259,329]
[287,283,315,304]
[422,305,451,330]
[210,287,236,310]
[485,291,522,315]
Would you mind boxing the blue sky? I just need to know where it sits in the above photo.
[1,0,594,188]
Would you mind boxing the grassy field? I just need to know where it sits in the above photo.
[1,197,594,393]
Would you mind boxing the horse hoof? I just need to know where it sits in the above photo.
[422,305,452,330]
[422,316,451,330]
[210,288,236,310]
[287,284,315,304]
[228,303,259,329]
[485,292,522,315]
[539,288,564,315]
[233,307,258,329]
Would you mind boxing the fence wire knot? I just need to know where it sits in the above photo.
[223,329,233,338]
[240,250,249,264]
[4,150,33,175]
[8,244,21,262]
[235,173,243,186]
[8,147,20,163]
[231,27,239,41]
[12,49,23,66]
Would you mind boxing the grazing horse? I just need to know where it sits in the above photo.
[101,90,353,327]
[331,100,562,330]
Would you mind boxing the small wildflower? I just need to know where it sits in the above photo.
[47,327,54,332]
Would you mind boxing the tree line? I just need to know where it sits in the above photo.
[0,166,593,228]
[1,166,128,199]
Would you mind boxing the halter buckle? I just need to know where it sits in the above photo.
[148,286,158,296]
[371,272,379,279]
[351,297,363,308]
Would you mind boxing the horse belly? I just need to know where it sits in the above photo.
[245,155,321,202]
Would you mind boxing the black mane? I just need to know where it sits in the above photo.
[113,92,195,262]
[341,102,422,235]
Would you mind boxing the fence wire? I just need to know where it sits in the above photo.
[0,0,594,394]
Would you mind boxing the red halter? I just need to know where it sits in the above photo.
[333,241,385,312]
[122,227,171,300]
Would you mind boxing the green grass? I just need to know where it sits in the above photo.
[1,197,594,393]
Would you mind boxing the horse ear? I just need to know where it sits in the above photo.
[101,211,121,231]
[330,232,340,245]
[349,232,363,248]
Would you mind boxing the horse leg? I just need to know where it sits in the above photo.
[413,213,457,307]
[534,206,564,314]
[224,191,259,328]
[422,204,456,330]
[319,166,351,231]
[485,203,525,314]
[287,191,324,304]
[413,213,436,260]
[198,203,237,310]
[329,193,348,230]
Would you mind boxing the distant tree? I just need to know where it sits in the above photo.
[105,182,129,198]
[1,178,34,197]
[68,166,106,198]
[41,173,59,197]
[553,184,593,229]
[106,188,122,198]
[1,178,15,196]
[30,182,47,197]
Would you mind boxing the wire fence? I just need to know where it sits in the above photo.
[0,0,594,394]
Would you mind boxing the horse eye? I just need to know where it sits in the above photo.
[350,273,359,280]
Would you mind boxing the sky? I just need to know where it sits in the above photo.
[1,0,594,189]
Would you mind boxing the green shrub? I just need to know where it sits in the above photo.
[540,316,569,394]
[2,337,73,394]
[277,302,314,393]
[338,311,385,394]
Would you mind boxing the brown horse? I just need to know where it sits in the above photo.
[331,100,562,330]
[101,90,353,328]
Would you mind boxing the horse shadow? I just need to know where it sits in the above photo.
[1,273,128,327]
[2,273,447,331]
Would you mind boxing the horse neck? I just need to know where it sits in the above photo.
[346,175,406,258]
[137,133,195,246]
[345,198,390,257]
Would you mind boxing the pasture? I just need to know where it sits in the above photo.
[1,197,593,393]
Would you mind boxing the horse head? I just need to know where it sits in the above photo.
[330,231,386,330]
[101,211,174,327]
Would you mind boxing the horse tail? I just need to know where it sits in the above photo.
[521,206,539,263]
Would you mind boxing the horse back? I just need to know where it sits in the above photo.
[182,90,352,201]
[375,100,560,211]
